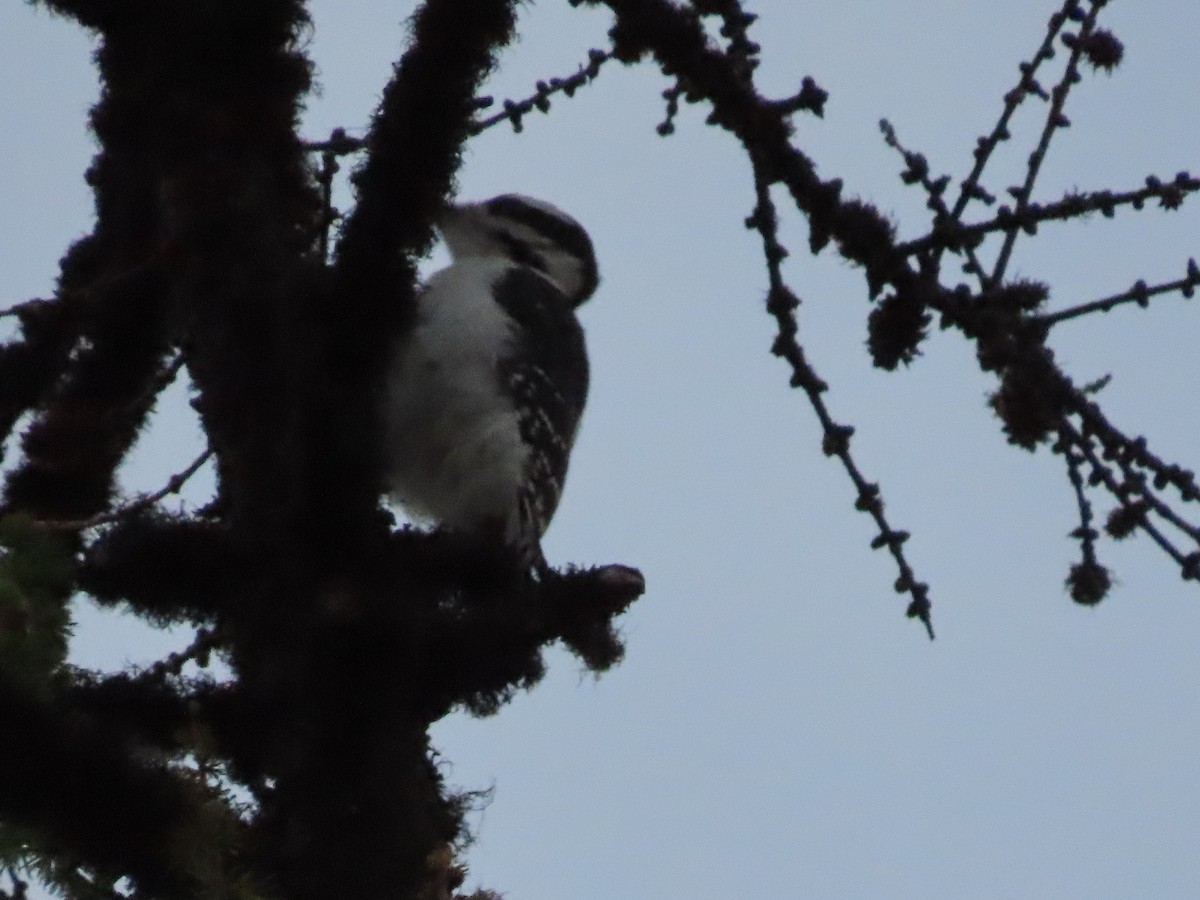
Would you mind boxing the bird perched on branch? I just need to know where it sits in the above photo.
[381,194,599,571]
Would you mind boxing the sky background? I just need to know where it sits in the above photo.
[3,1,1200,898]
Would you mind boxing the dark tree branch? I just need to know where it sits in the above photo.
[0,293,81,462]
[335,0,521,291]
[1040,258,1200,327]
[746,164,934,637]
[583,0,938,627]
[583,0,1199,616]
[78,512,248,625]
[1065,421,1198,579]
[36,446,212,532]
[321,0,524,557]
[4,1,1195,898]
[1061,429,1109,605]
[0,255,171,518]
[879,118,990,284]
[470,48,613,134]
[991,1,1105,283]
[899,173,1200,259]
[946,1,1077,225]
[0,678,202,899]
[0,299,43,320]
[12,2,317,896]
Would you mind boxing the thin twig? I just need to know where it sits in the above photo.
[37,447,213,531]
[0,298,46,320]
[1040,260,1199,327]
[301,131,365,155]
[945,1,1076,224]
[1102,440,1200,546]
[109,352,188,428]
[748,161,934,638]
[470,49,612,134]
[1073,397,1200,503]
[145,626,222,680]
[992,1,1104,283]
[900,174,1200,259]
[879,118,989,281]
[1061,429,1103,572]
[314,135,343,263]
[1065,421,1195,572]
[1,254,164,331]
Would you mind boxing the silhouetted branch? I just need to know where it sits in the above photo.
[36,446,212,532]
[1061,430,1108,604]
[0,295,80,456]
[335,1,520,284]
[314,139,341,263]
[359,529,644,717]
[900,173,1200,259]
[1073,399,1200,504]
[585,0,938,627]
[585,0,1199,614]
[30,0,114,30]
[1096,433,1200,545]
[991,1,1106,283]
[0,253,167,467]
[2,266,172,522]
[0,678,203,898]
[1040,258,1200,327]
[746,163,934,638]
[303,128,366,261]
[143,626,221,680]
[471,48,613,133]
[879,118,989,281]
[6,1,1198,897]
[1065,420,1198,579]
[0,300,42,320]
[78,512,246,624]
[302,130,366,155]
[945,0,1077,226]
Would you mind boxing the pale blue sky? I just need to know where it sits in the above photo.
[4,2,1200,897]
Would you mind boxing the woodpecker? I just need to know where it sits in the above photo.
[381,194,598,569]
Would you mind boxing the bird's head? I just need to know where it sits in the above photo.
[438,194,600,305]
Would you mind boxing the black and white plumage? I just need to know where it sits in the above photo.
[381,194,598,567]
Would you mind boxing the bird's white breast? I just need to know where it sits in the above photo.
[381,257,530,540]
